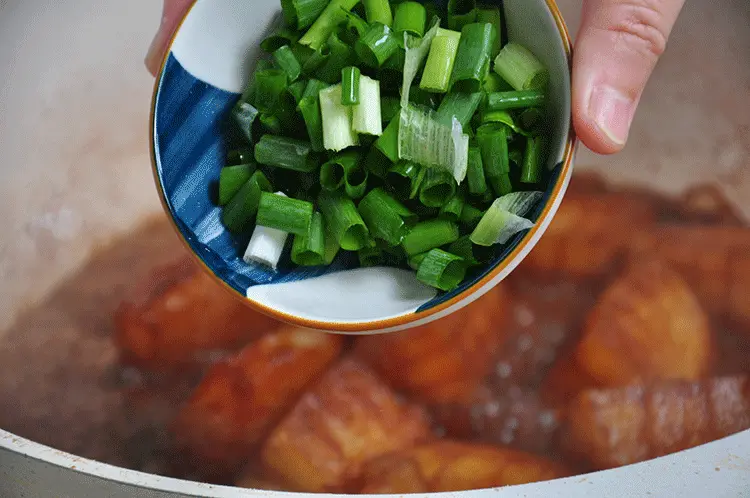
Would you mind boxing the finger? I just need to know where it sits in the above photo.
[572,0,685,154]
[145,0,195,76]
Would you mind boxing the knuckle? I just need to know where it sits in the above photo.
[610,1,670,59]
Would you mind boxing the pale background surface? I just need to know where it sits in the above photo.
[0,0,747,331]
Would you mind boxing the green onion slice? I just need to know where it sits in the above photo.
[401,219,460,256]
[319,84,359,152]
[493,42,549,91]
[256,191,314,236]
[398,104,469,184]
[401,18,441,108]
[318,190,370,251]
[416,248,467,291]
[470,191,543,246]
[359,187,417,246]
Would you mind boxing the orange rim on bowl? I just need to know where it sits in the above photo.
[149,0,577,333]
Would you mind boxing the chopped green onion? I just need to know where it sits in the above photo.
[476,123,510,194]
[318,191,370,251]
[401,19,441,107]
[435,90,482,129]
[256,191,314,236]
[320,150,368,199]
[300,0,360,50]
[232,101,259,145]
[509,147,524,168]
[470,191,543,246]
[409,85,442,109]
[466,145,487,195]
[420,28,461,93]
[447,0,477,31]
[227,147,253,166]
[291,211,327,266]
[416,248,467,291]
[243,223,289,270]
[393,2,427,37]
[320,150,356,191]
[381,46,406,74]
[363,0,393,25]
[303,79,330,100]
[476,6,502,57]
[483,72,514,93]
[398,105,469,184]
[259,113,282,134]
[491,172,513,196]
[365,147,391,179]
[240,60,273,104]
[419,167,457,207]
[378,54,405,94]
[287,80,308,104]
[298,96,325,153]
[493,42,549,91]
[449,23,496,92]
[449,235,494,265]
[375,112,400,162]
[380,96,401,122]
[486,90,546,111]
[341,66,361,105]
[359,187,417,246]
[272,45,302,82]
[254,69,289,114]
[298,80,330,152]
[386,160,423,200]
[359,246,385,267]
[459,203,485,230]
[302,46,331,74]
[521,135,543,184]
[291,44,316,68]
[219,163,255,206]
[254,135,318,173]
[439,193,465,222]
[341,10,370,42]
[352,76,384,136]
[480,108,524,134]
[281,0,332,30]
[260,28,301,53]
[315,32,355,83]
[319,84,359,152]
[222,171,273,234]
[519,107,544,131]
[408,252,427,271]
[401,219,460,256]
[355,23,399,68]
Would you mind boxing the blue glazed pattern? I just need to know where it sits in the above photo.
[154,55,357,295]
[153,53,557,311]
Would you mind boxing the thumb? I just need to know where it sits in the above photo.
[145,0,195,76]
[572,0,685,154]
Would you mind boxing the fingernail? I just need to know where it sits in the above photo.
[145,11,170,75]
[588,85,635,146]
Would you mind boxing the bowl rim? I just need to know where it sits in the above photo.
[149,0,578,332]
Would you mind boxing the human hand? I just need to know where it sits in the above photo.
[145,0,686,155]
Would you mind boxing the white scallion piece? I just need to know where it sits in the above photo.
[352,75,383,136]
[470,191,544,246]
[401,19,441,109]
[398,104,469,184]
[243,191,290,269]
[319,84,359,152]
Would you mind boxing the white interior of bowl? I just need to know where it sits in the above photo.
[168,0,572,327]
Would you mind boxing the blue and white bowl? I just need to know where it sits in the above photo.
[150,0,576,333]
